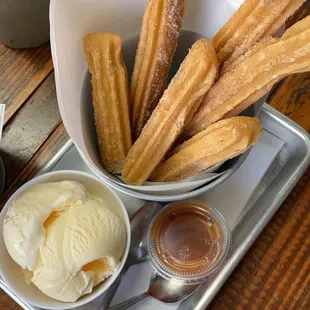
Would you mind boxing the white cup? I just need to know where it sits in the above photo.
[0,170,130,309]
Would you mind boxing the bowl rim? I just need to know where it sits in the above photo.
[78,146,252,202]
[0,170,131,309]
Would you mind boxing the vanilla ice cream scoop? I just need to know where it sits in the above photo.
[3,180,126,302]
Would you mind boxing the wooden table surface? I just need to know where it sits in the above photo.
[0,3,310,310]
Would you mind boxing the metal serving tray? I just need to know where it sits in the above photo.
[1,104,309,310]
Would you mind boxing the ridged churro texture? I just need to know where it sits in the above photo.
[213,0,306,65]
[220,36,277,76]
[151,117,262,182]
[181,15,310,141]
[131,0,185,140]
[122,40,218,185]
[84,33,132,173]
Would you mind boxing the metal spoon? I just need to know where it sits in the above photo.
[107,272,199,310]
[99,202,162,309]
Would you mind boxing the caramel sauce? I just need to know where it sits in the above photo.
[150,201,225,278]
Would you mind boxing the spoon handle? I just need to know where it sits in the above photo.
[99,266,128,309]
[106,292,149,310]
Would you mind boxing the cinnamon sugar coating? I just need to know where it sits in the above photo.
[84,33,132,173]
[122,40,218,185]
[131,0,185,140]
[151,117,262,182]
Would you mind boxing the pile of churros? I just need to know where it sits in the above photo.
[84,0,309,186]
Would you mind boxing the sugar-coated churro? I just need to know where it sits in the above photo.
[151,117,262,182]
[213,0,306,65]
[263,0,307,37]
[84,33,132,173]
[221,12,310,77]
[181,16,310,141]
[220,36,277,76]
[122,39,218,185]
[131,0,185,140]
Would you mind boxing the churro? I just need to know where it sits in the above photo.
[181,16,310,140]
[122,39,218,185]
[131,0,185,140]
[84,33,132,173]
[263,0,307,37]
[213,0,306,65]
[221,13,310,77]
[151,117,262,182]
[221,36,277,76]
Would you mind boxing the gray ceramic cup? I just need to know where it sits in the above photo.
[0,0,50,48]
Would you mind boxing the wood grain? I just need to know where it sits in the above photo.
[0,122,69,210]
[0,2,310,310]
[268,72,310,132]
[0,73,61,190]
[0,42,53,125]
[267,2,310,132]
[0,290,21,310]
[208,169,310,310]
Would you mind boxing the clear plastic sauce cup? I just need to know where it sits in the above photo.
[147,201,231,284]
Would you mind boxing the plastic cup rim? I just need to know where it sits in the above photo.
[147,200,231,284]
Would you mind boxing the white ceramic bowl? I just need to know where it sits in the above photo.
[0,170,130,309]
